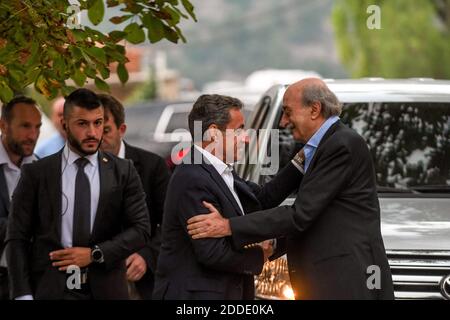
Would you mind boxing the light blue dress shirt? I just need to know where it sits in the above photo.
[35,133,65,158]
[303,116,340,172]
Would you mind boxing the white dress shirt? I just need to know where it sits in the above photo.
[117,140,125,159]
[194,144,244,215]
[60,144,100,248]
[0,139,36,268]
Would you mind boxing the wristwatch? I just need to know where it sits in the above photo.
[91,245,104,264]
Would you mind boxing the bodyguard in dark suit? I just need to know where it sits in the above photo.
[5,89,151,300]
[187,79,395,300]
[99,94,170,299]
[153,95,302,300]
[0,96,42,300]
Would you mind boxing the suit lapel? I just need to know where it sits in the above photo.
[45,151,63,241]
[124,142,141,173]
[232,171,261,211]
[303,120,342,180]
[189,147,244,216]
[91,151,114,237]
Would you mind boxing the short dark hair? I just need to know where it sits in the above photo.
[1,95,37,122]
[97,94,125,128]
[64,88,101,119]
[188,94,243,140]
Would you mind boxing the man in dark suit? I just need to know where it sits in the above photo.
[0,96,42,300]
[6,88,151,300]
[153,94,302,300]
[187,79,395,300]
[98,94,170,299]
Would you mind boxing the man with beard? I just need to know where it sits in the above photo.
[0,96,41,300]
[6,88,151,300]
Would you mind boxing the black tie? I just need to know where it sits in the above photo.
[73,158,91,247]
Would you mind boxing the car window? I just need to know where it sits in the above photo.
[263,102,450,190]
[165,111,190,133]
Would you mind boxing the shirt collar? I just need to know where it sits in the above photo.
[64,143,98,168]
[194,144,230,176]
[306,116,340,149]
[0,137,37,169]
[118,140,125,159]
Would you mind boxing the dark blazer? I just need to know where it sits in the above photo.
[229,121,395,300]
[5,150,151,300]
[0,155,40,260]
[124,142,170,299]
[0,168,10,259]
[153,146,302,300]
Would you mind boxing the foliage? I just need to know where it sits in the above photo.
[0,0,196,103]
[332,0,450,78]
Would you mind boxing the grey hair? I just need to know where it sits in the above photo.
[301,83,342,118]
[188,94,243,141]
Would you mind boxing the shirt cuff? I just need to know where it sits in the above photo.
[15,295,34,300]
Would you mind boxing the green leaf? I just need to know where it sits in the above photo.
[181,0,197,22]
[109,15,133,24]
[106,0,119,7]
[164,7,181,26]
[108,31,127,43]
[142,14,165,43]
[174,25,186,43]
[163,25,179,43]
[117,63,128,84]
[84,47,107,65]
[88,0,105,26]
[70,47,83,60]
[95,77,110,92]
[25,42,40,67]
[124,23,145,44]
[98,65,110,79]
[72,68,87,87]
[104,45,127,63]
[24,68,40,86]
[84,66,97,79]
[53,57,66,78]
[8,68,24,83]
[115,44,126,55]
[61,85,77,97]
[0,80,14,103]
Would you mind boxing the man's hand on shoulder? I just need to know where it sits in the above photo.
[187,201,231,239]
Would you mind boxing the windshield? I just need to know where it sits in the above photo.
[341,102,449,189]
[265,102,450,192]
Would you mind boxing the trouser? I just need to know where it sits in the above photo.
[0,267,9,300]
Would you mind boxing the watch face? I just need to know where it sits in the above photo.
[93,250,102,260]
